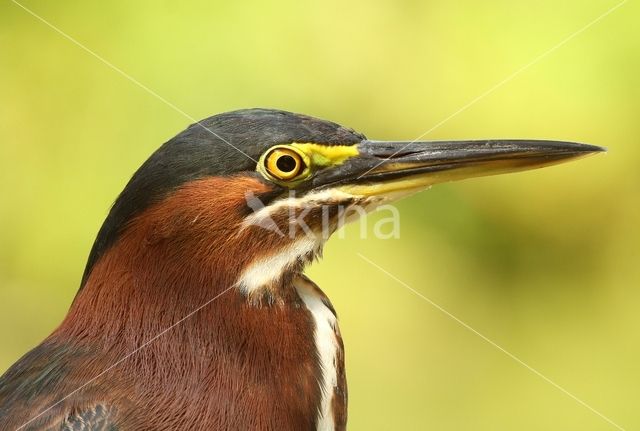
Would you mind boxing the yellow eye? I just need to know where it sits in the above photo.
[264,147,305,180]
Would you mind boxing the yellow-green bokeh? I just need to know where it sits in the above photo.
[1,1,638,429]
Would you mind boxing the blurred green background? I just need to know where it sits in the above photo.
[1,0,638,429]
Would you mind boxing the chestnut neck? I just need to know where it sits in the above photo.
[55,176,293,347]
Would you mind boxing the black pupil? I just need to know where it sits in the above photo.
[276,154,297,173]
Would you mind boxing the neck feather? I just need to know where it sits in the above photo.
[56,176,314,346]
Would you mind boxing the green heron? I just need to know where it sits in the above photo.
[0,109,603,430]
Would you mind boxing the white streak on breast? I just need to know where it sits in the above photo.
[294,277,337,431]
[236,237,320,294]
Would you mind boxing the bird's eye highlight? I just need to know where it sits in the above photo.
[264,147,305,180]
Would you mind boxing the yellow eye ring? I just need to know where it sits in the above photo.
[263,147,306,180]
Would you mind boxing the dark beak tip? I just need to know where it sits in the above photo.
[524,140,606,156]
[594,145,608,153]
[574,142,607,154]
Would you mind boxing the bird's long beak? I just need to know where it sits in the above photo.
[311,140,605,198]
